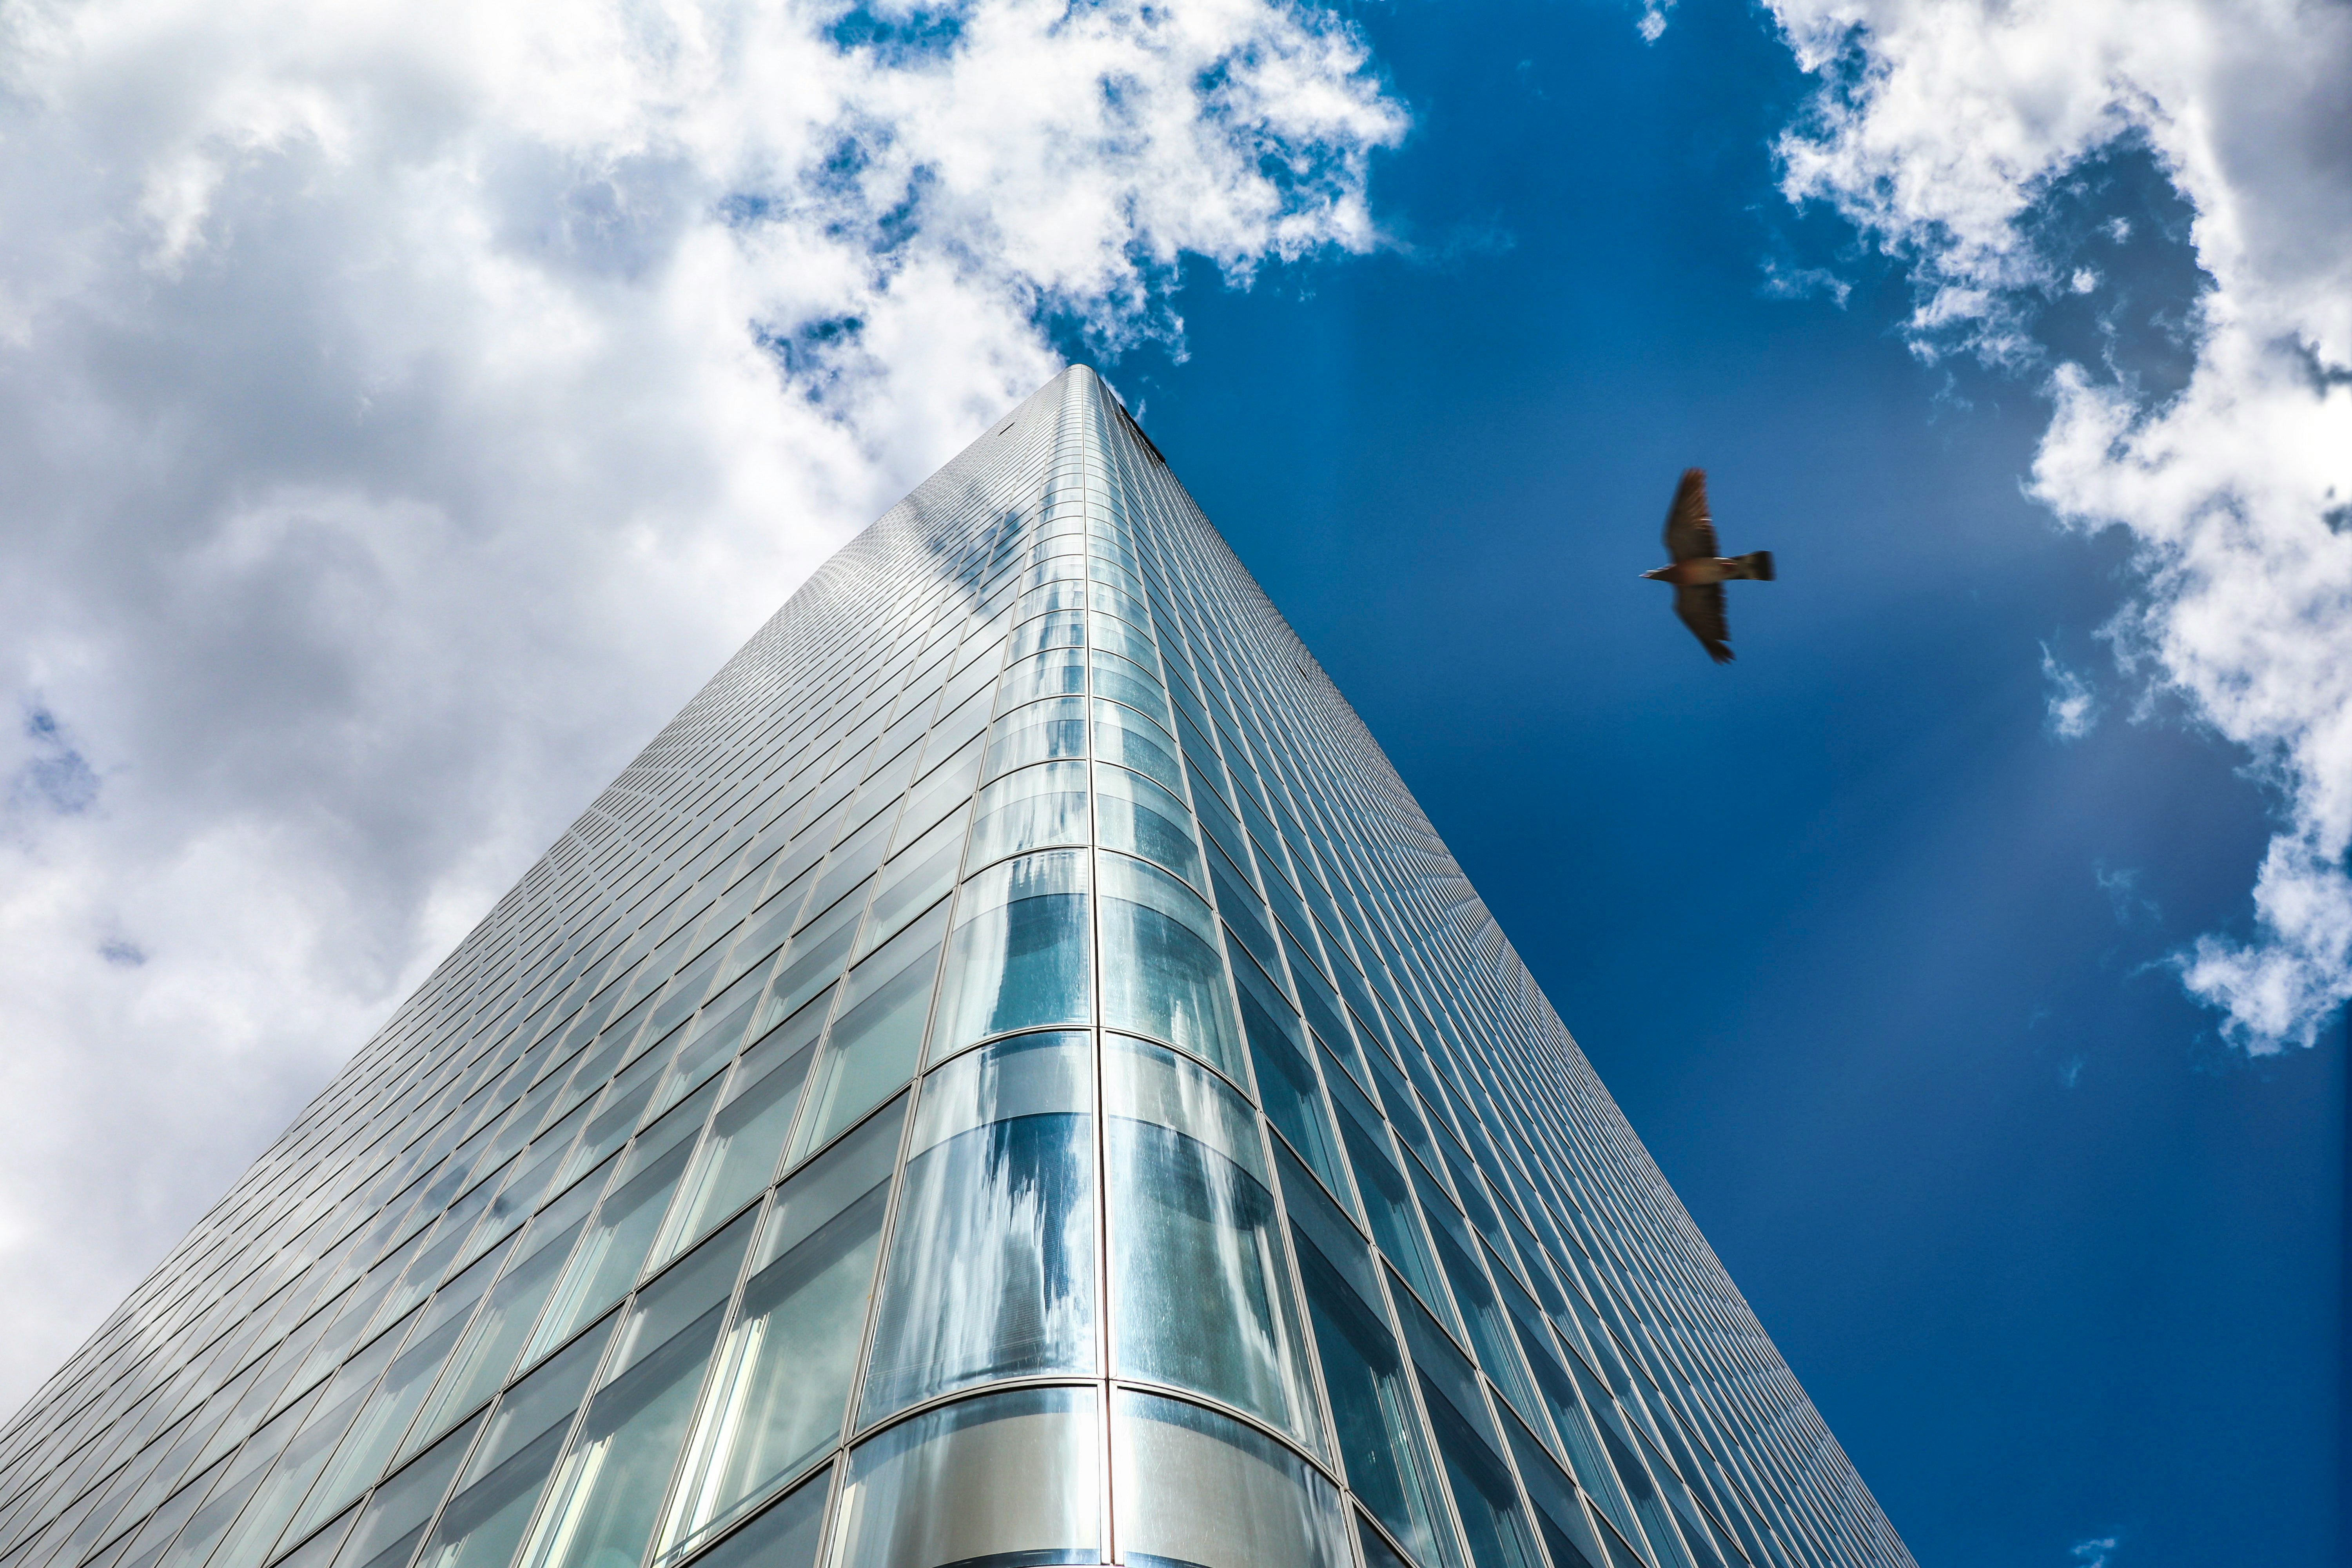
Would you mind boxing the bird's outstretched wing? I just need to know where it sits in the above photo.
[1663,468,1717,563]
[1674,583,1733,663]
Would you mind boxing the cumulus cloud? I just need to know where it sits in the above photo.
[0,0,1402,1410]
[1768,0,2352,1053]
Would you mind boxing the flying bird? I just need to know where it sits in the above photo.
[1642,468,1774,664]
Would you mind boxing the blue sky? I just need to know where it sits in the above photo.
[0,0,2341,1564]
[1085,2,2344,1563]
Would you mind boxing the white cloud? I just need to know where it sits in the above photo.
[1759,257,1854,307]
[2094,862,2159,926]
[0,0,1402,1411]
[2040,642,2100,738]
[2072,1535,2120,1568]
[1768,0,2352,1053]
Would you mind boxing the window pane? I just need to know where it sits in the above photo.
[1231,956,1350,1211]
[1109,1389,1349,1568]
[1288,1228,1455,1568]
[1091,700,1180,793]
[859,809,967,960]
[1098,855,1244,1080]
[1500,1419,1604,1568]
[998,645,1082,713]
[149,1400,307,1568]
[269,1508,357,1568]
[829,1387,1098,1568]
[514,1216,757,1568]
[1093,765,1202,890]
[116,1457,230,1568]
[650,1029,817,1269]
[670,1474,825,1568]
[657,1102,904,1564]
[858,1035,1096,1422]
[523,1132,702,1365]
[324,1411,484,1568]
[1408,1175,1539,1428]
[764,889,868,1030]
[206,1314,417,1568]
[982,697,1086,780]
[1338,1123,1453,1335]
[968,761,1088,868]
[1103,1039,1317,1449]
[1419,1381,1541,1568]
[790,904,948,1161]
[404,1185,599,1464]
[408,1319,616,1568]
[284,1303,473,1542]
[926,853,1090,1063]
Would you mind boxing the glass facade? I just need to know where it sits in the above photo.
[0,367,1914,1568]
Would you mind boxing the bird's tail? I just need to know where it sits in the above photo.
[1728,550,1775,581]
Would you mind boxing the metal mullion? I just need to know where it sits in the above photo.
[1074,390,1127,1564]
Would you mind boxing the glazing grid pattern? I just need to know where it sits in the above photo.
[0,368,1913,1568]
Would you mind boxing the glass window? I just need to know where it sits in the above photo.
[403,1174,602,1456]
[1419,1388,1541,1568]
[670,1474,826,1568]
[650,1029,817,1269]
[1085,613,1151,666]
[657,1101,906,1563]
[1091,700,1180,794]
[968,762,1089,869]
[148,1400,307,1568]
[559,1052,670,1190]
[1500,1419,1604,1568]
[1089,652,1168,726]
[803,815,891,927]
[201,1314,416,1568]
[1109,1389,1350,1568]
[858,1035,1096,1422]
[1360,1513,1418,1568]
[478,1109,594,1259]
[829,1387,1098,1568]
[513,1215,758,1568]
[1102,1038,1317,1449]
[762,883,870,1032]
[661,969,770,1111]
[926,853,1090,1064]
[859,808,968,960]
[523,1112,707,1365]
[408,1318,617,1568]
[1407,1173,1540,1428]
[322,1411,485,1568]
[372,1179,498,1332]
[282,1296,475,1541]
[995,650,1087,711]
[1593,1416,1695,1568]
[1336,1123,1453,1335]
[1093,765,1202,890]
[114,1455,230,1568]
[1010,609,1084,661]
[1098,855,1245,1081]
[1230,947,1352,1213]
[789,906,948,1162]
[1279,1158,1456,1568]
[267,1507,357,1568]
[982,697,1086,781]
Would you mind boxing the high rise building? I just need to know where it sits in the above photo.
[0,367,1913,1568]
